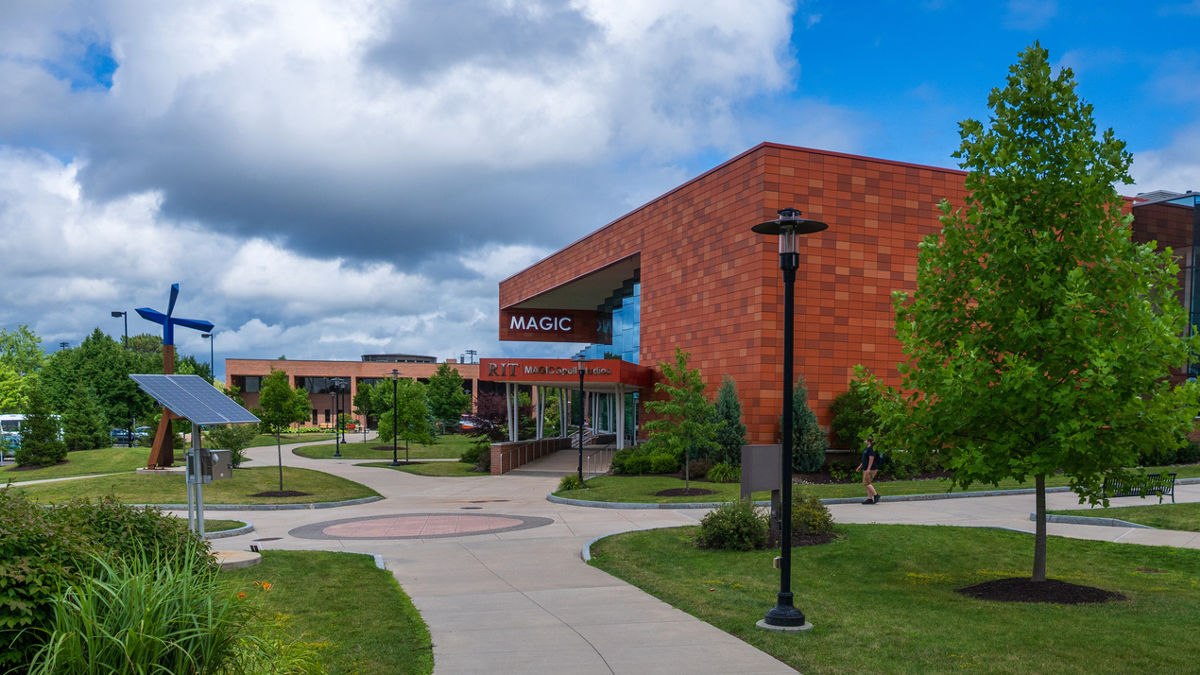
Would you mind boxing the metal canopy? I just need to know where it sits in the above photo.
[130,374,259,425]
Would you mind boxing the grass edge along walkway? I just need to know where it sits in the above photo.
[223,550,432,675]
[588,524,1200,675]
[10,466,380,505]
[555,464,1200,504]
[1047,500,1200,533]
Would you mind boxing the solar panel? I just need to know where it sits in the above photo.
[129,374,260,425]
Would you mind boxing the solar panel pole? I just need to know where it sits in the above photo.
[193,421,205,538]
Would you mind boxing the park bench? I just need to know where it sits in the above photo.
[1102,472,1177,504]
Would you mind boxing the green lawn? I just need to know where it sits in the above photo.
[556,463,1200,503]
[589,524,1200,674]
[11,466,379,505]
[1,447,182,483]
[358,461,487,477]
[294,434,475,460]
[241,432,334,448]
[223,550,432,675]
[205,519,247,532]
[1049,501,1200,532]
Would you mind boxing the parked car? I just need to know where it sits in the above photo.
[459,414,477,431]
[134,426,152,438]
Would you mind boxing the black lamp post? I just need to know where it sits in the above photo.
[571,355,587,482]
[753,207,827,631]
[111,311,132,447]
[333,378,342,458]
[201,332,214,382]
[390,369,400,466]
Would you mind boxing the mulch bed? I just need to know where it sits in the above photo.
[655,487,716,497]
[955,578,1125,604]
[249,490,311,498]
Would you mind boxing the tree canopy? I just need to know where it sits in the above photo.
[426,363,471,431]
[643,347,720,489]
[255,369,311,492]
[377,378,434,460]
[873,43,1200,582]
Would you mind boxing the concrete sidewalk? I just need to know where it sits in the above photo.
[192,439,1200,673]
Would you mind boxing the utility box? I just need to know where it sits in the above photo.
[741,444,782,499]
[208,449,233,481]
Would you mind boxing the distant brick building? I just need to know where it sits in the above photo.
[226,356,484,429]
[495,142,1198,447]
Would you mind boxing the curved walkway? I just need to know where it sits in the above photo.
[199,441,1200,674]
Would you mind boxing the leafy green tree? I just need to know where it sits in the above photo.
[789,377,827,472]
[0,324,45,376]
[427,364,471,433]
[0,325,44,413]
[713,376,746,466]
[16,385,65,466]
[206,423,257,468]
[830,378,879,453]
[254,369,311,492]
[876,44,1200,583]
[378,379,434,463]
[353,381,383,428]
[61,382,110,451]
[643,348,720,490]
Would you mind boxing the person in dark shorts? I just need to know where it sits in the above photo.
[856,436,880,504]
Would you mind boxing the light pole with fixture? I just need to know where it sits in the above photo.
[333,378,342,458]
[111,311,132,447]
[752,206,827,632]
[390,369,400,466]
[571,354,587,482]
[201,333,214,383]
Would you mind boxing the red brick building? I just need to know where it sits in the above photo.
[226,355,483,429]
[496,142,1198,447]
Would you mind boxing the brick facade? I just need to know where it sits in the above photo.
[499,142,1188,447]
[225,358,480,429]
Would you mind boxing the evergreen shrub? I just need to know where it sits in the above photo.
[791,494,835,535]
[696,500,768,551]
[649,452,679,474]
[707,462,740,483]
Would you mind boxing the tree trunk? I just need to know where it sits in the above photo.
[276,431,284,492]
[1032,473,1047,582]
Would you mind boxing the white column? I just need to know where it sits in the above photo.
[616,384,625,450]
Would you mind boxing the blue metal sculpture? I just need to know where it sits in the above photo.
[136,283,214,346]
[136,283,214,469]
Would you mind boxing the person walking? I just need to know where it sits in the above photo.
[856,435,881,504]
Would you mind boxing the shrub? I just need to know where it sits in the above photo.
[713,376,747,466]
[707,462,740,483]
[610,448,635,474]
[207,424,258,468]
[1177,439,1200,465]
[687,457,712,479]
[830,380,879,452]
[790,378,828,472]
[27,545,250,675]
[460,442,485,465]
[1138,445,1178,467]
[828,463,856,483]
[557,475,586,492]
[0,490,209,670]
[623,453,652,475]
[649,452,680,474]
[791,494,835,535]
[696,500,768,551]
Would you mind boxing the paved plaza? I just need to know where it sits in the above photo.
[28,438,1199,674]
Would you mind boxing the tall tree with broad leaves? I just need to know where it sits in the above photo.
[426,363,471,433]
[254,369,311,492]
[713,376,747,466]
[643,347,720,491]
[873,43,1200,583]
[377,378,434,463]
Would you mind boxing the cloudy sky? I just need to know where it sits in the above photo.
[2,0,1198,379]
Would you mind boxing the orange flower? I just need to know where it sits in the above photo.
[238,592,247,598]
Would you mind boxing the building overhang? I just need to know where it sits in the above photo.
[479,357,652,392]
[498,254,639,343]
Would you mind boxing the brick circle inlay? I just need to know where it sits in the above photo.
[288,513,554,540]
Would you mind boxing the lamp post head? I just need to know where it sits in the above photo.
[111,311,125,318]
[571,354,587,363]
[390,369,399,380]
[752,207,828,256]
[201,333,211,339]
